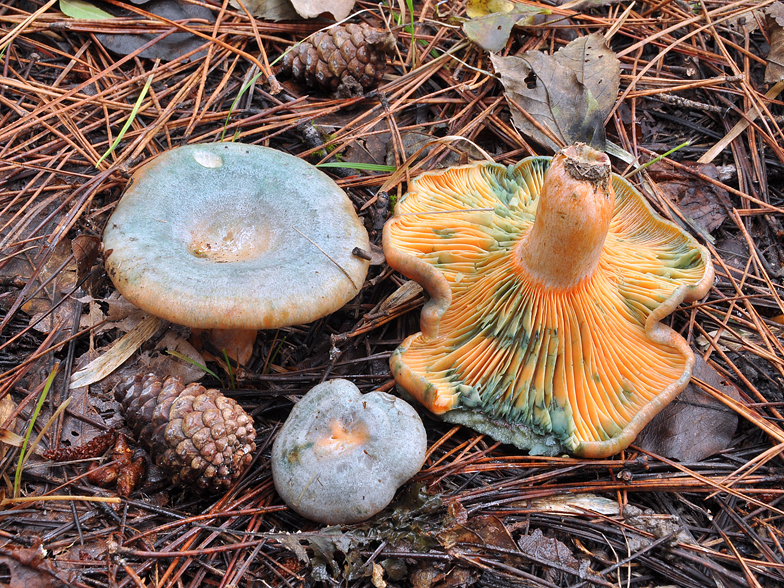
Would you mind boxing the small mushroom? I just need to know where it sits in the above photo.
[383,144,714,458]
[102,143,371,364]
[271,379,427,525]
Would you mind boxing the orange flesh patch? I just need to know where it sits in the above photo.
[313,420,370,457]
[384,153,713,457]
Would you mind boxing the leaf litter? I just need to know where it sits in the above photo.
[491,32,620,151]
[1,1,784,587]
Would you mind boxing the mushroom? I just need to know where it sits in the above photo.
[103,143,371,365]
[383,144,714,458]
[271,379,427,524]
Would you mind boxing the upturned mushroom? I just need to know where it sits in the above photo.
[383,143,714,458]
[271,379,427,524]
[102,143,371,364]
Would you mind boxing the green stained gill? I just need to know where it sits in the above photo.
[433,227,457,239]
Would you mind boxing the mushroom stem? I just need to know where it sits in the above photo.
[514,144,614,290]
[195,328,257,366]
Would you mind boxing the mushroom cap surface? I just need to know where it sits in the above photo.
[271,379,427,525]
[103,143,370,330]
[383,147,714,458]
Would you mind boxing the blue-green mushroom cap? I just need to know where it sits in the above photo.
[102,143,370,330]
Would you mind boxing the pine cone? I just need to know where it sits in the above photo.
[115,374,256,491]
[282,23,395,93]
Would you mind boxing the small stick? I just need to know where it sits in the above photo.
[292,226,358,290]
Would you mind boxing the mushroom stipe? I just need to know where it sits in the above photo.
[383,144,714,458]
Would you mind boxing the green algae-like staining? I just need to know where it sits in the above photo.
[433,227,457,239]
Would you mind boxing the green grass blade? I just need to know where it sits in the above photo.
[14,364,58,498]
[221,349,236,390]
[96,72,153,167]
[221,69,264,141]
[624,140,691,179]
[166,350,220,380]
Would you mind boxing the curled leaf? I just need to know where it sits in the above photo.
[466,0,515,17]
[289,0,355,20]
[463,2,549,53]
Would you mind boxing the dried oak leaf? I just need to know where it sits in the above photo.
[0,545,75,588]
[491,32,620,151]
[648,161,732,234]
[71,234,100,283]
[518,529,586,585]
[437,514,516,554]
[766,14,784,83]
[768,1,784,27]
[634,356,741,462]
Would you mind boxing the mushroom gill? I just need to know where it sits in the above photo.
[383,144,714,458]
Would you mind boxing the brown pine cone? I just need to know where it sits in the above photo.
[115,374,256,491]
[281,23,395,93]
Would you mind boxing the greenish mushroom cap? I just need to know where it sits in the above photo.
[271,379,427,525]
[102,143,370,330]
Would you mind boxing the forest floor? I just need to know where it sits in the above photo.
[1,0,784,586]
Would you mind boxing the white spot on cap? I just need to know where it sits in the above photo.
[193,150,223,168]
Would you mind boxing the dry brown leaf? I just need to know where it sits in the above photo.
[96,0,215,62]
[634,356,741,462]
[20,239,77,318]
[289,0,355,20]
[463,2,548,53]
[491,33,619,151]
[648,161,732,234]
[622,504,695,551]
[71,234,100,283]
[768,1,784,27]
[139,329,207,383]
[766,15,784,83]
[551,33,620,118]
[70,314,163,389]
[0,546,75,588]
[492,52,603,151]
[437,514,517,552]
[518,529,584,585]
[229,0,299,20]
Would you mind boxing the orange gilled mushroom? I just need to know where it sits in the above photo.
[383,144,714,458]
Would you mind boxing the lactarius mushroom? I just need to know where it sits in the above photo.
[103,143,370,364]
[271,379,427,524]
[383,143,714,458]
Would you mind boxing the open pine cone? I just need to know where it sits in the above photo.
[281,23,395,93]
[115,374,256,491]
